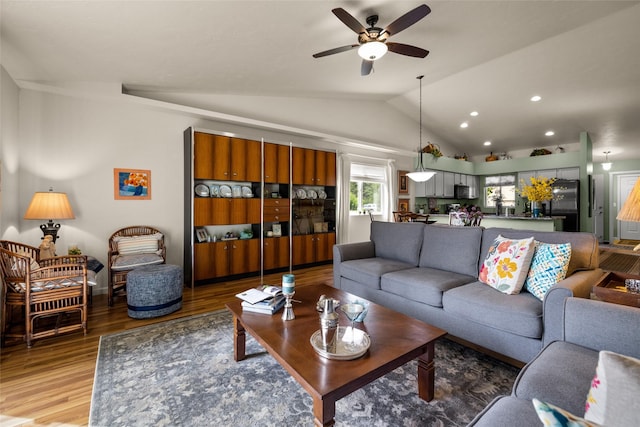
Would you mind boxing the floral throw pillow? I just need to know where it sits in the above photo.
[584,351,640,427]
[533,399,601,427]
[524,241,572,300]
[479,235,535,294]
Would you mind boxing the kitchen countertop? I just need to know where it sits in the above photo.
[429,214,565,221]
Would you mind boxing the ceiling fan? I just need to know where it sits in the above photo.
[312,4,431,76]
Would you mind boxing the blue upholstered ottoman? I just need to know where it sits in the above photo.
[126,264,183,319]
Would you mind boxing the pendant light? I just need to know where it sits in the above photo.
[407,75,436,182]
[602,151,612,171]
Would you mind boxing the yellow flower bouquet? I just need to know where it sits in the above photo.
[519,176,556,202]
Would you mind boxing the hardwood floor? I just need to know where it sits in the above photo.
[0,265,334,426]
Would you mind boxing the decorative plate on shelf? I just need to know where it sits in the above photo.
[220,185,232,198]
[209,184,220,197]
[296,188,307,199]
[307,189,318,200]
[241,186,253,198]
[232,185,242,198]
[194,184,210,197]
[318,190,327,200]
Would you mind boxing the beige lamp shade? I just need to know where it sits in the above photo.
[24,191,75,220]
[616,178,640,223]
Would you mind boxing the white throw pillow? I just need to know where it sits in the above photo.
[478,235,535,294]
[114,233,162,255]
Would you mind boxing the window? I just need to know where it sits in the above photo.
[350,163,386,214]
[484,174,516,207]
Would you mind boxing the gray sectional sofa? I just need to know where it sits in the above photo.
[332,221,602,364]
[469,297,640,426]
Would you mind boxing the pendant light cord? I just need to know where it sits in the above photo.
[417,75,424,170]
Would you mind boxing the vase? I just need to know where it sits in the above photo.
[531,201,541,218]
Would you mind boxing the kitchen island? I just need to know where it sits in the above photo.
[429,214,566,231]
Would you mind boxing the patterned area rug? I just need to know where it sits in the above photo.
[90,310,518,426]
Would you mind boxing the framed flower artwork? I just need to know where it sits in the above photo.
[114,168,151,200]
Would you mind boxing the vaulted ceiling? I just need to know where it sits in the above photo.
[2,1,639,163]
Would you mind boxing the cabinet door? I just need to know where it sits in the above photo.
[212,135,231,180]
[194,198,213,226]
[230,199,247,224]
[246,198,261,224]
[434,172,445,197]
[292,147,305,185]
[443,172,455,198]
[303,148,316,185]
[325,151,336,186]
[315,233,335,263]
[276,236,290,268]
[277,144,290,184]
[557,167,580,180]
[414,182,427,197]
[263,142,278,183]
[214,241,231,277]
[230,138,246,180]
[193,132,214,179]
[263,238,278,270]
[245,139,261,182]
[425,175,436,196]
[292,235,315,265]
[230,239,259,275]
[194,243,215,281]
[314,150,327,185]
[211,198,231,225]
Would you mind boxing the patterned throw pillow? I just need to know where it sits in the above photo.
[479,235,535,294]
[114,233,162,255]
[584,351,640,427]
[533,399,601,427]
[524,241,572,300]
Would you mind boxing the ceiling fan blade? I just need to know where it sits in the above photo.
[361,60,374,76]
[332,8,367,34]
[313,44,359,58]
[385,4,431,36]
[386,42,429,58]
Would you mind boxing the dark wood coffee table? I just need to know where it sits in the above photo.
[226,284,446,426]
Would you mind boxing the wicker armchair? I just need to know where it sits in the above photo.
[0,240,89,348]
[108,226,166,306]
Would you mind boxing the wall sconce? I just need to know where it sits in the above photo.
[602,151,612,171]
[24,188,75,243]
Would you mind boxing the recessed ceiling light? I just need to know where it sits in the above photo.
[545,130,555,136]
[460,122,469,128]
[483,141,492,146]
[470,111,479,117]
[531,95,542,102]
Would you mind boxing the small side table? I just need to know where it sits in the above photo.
[593,271,640,308]
[86,256,104,306]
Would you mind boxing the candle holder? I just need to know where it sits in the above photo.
[282,292,295,321]
[281,274,295,321]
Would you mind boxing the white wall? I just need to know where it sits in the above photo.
[2,77,414,294]
[1,66,21,242]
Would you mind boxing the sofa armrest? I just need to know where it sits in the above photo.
[333,241,375,263]
[562,297,640,358]
[542,268,605,346]
[332,241,375,290]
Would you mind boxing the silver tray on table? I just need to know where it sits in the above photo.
[310,326,370,360]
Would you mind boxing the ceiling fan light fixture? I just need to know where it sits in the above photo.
[358,41,388,60]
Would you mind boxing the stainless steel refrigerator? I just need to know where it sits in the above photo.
[550,179,580,231]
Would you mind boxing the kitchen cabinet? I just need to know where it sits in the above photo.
[424,171,455,197]
[556,167,580,180]
[264,142,290,184]
[519,168,579,184]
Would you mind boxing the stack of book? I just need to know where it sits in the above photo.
[236,285,286,315]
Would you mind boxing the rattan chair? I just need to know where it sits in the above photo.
[108,226,166,306]
[0,240,89,348]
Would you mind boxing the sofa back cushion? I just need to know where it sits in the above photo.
[480,228,598,276]
[419,224,483,276]
[371,221,424,266]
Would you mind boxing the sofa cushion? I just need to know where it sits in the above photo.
[585,351,640,427]
[443,282,543,338]
[533,399,601,427]
[381,267,475,308]
[371,221,424,266]
[514,341,598,415]
[480,228,598,276]
[479,235,535,294]
[340,258,414,290]
[524,241,572,300]
[113,233,163,255]
[110,253,164,271]
[419,225,483,276]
